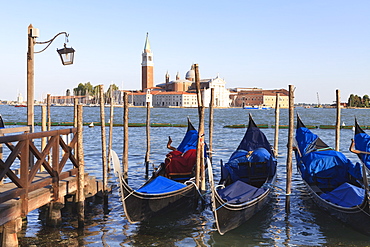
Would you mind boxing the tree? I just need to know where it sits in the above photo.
[348,94,354,107]
[354,95,362,107]
[73,82,94,96]
[106,84,120,103]
[363,95,369,108]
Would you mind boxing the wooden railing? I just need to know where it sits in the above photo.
[0,128,78,216]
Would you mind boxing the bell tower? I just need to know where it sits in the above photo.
[141,33,154,91]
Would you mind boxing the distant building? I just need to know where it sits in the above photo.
[141,33,154,91]
[192,75,231,108]
[230,88,289,108]
[17,93,24,104]
[127,91,198,107]
[156,66,230,107]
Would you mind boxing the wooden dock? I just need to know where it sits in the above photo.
[0,127,103,246]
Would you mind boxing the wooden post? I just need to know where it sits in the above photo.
[107,92,114,172]
[123,92,129,179]
[145,101,151,179]
[199,106,206,192]
[209,88,214,162]
[99,85,108,194]
[194,64,205,189]
[274,93,280,157]
[40,105,46,172]
[20,138,29,217]
[77,104,85,228]
[47,94,51,131]
[286,85,294,209]
[46,202,63,226]
[27,24,35,133]
[0,218,22,247]
[335,89,341,151]
[52,135,60,202]
[46,94,52,166]
[73,98,78,128]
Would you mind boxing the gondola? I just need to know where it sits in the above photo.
[210,114,277,235]
[351,119,370,170]
[0,114,4,128]
[113,119,203,223]
[294,116,370,236]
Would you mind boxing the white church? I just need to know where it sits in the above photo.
[130,34,230,108]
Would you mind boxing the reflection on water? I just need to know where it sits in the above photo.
[1,105,370,246]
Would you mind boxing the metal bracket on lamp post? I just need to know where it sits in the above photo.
[27,24,75,132]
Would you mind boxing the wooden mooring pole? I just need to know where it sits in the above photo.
[108,91,114,172]
[209,88,214,162]
[274,93,280,157]
[0,218,22,247]
[145,101,151,179]
[286,85,294,212]
[123,92,129,179]
[47,94,51,131]
[40,105,46,172]
[335,89,341,151]
[77,104,85,228]
[194,64,205,191]
[47,94,51,166]
[99,85,108,197]
[74,98,78,128]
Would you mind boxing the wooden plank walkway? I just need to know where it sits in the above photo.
[0,171,102,226]
[0,126,104,246]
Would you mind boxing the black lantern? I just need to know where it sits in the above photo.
[57,44,75,65]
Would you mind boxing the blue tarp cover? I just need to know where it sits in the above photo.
[177,129,198,153]
[295,126,319,155]
[217,180,265,204]
[320,182,365,207]
[136,176,186,194]
[299,150,362,189]
[222,148,274,183]
[355,132,370,169]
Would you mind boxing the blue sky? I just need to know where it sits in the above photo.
[1,1,369,104]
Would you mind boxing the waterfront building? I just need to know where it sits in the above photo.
[127,91,198,107]
[191,75,231,108]
[230,88,289,108]
[17,93,24,104]
[156,66,230,107]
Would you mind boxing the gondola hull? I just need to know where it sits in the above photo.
[113,118,201,223]
[210,114,277,235]
[301,173,370,236]
[120,176,198,223]
[213,175,276,235]
[295,116,370,236]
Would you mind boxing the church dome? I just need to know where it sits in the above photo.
[185,69,194,80]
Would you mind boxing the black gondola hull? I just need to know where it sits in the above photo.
[295,115,370,236]
[213,174,276,235]
[210,114,278,235]
[302,178,370,236]
[120,176,198,223]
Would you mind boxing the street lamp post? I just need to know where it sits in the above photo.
[27,24,75,132]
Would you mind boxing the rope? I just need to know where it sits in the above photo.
[215,202,228,211]
[185,180,206,201]
[122,189,135,201]
[356,204,370,217]
[316,147,333,152]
